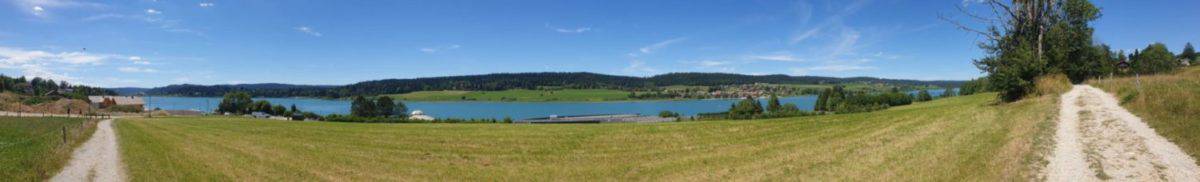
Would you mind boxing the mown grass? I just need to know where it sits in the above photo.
[0,117,96,181]
[117,93,1057,181]
[383,89,634,102]
[1090,66,1200,161]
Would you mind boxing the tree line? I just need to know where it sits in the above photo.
[0,74,117,102]
[215,92,321,120]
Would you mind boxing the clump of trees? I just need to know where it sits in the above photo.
[952,0,1189,102]
[349,96,407,118]
[726,94,808,119]
[216,92,320,120]
[0,75,116,106]
[814,85,916,114]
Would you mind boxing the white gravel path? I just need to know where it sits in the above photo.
[1046,85,1200,181]
[50,119,125,182]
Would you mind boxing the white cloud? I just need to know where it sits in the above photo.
[0,46,128,84]
[555,27,591,33]
[12,0,103,18]
[623,60,656,74]
[698,60,731,67]
[418,44,461,54]
[638,37,687,54]
[789,27,821,44]
[118,67,158,73]
[129,56,150,64]
[747,53,800,62]
[198,2,214,7]
[145,9,162,15]
[295,26,323,37]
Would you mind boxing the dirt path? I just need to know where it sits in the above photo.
[50,119,125,182]
[1046,85,1200,181]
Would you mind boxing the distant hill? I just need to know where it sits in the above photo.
[145,72,965,97]
[107,87,151,95]
[146,84,337,97]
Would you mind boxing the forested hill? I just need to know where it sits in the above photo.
[145,72,965,98]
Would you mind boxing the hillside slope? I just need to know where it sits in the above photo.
[116,93,1056,181]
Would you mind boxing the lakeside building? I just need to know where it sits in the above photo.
[515,114,675,124]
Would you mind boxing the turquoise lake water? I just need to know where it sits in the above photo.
[146,89,945,119]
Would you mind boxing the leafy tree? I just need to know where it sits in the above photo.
[1132,43,1177,74]
[271,105,287,116]
[814,89,830,112]
[351,96,376,117]
[376,96,397,117]
[916,90,933,102]
[957,0,1101,101]
[766,94,782,113]
[252,100,273,113]
[1180,43,1197,63]
[217,92,253,114]
[290,104,299,114]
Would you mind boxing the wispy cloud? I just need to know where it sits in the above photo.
[638,37,687,54]
[623,60,657,74]
[118,67,158,73]
[198,2,215,8]
[295,26,323,37]
[418,44,462,54]
[746,53,800,62]
[0,46,124,83]
[544,24,592,34]
[129,56,150,65]
[789,27,821,44]
[11,0,104,18]
[697,60,731,67]
[82,13,203,36]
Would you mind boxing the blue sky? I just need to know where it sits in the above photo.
[0,0,1196,87]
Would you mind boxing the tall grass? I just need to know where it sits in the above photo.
[1090,66,1200,161]
[0,117,97,180]
[117,93,1057,181]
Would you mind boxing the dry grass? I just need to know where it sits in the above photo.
[1036,73,1073,96]
[0,117,97,181]
[1090,66,1200,162]
[116,93,1058,181]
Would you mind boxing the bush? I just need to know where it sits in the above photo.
[1034,73,1072,96]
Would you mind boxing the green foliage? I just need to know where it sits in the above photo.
[727,96,764,119]
[813,85,914,114]
[971,0,1103,101]
[658,111,680,118]
[351,95,407,118]
[0,74,116,97]
[916,90,933,102]
[1132,43,1178,74]
[940,88,958,98]
[766,95,782,113]
[959,78,989,95]
[216,92,253,114]
[351,96,376,117]
[1180,43,1196,62]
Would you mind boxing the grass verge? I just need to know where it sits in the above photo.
[1090,66,1200,161]
[0,117,96,180]
[116,93,1056,181]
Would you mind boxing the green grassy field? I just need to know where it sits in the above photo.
[0,117,96,181]
[1090,66,1200,161]
[383,89,634,102]
[116,93,1058,181]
